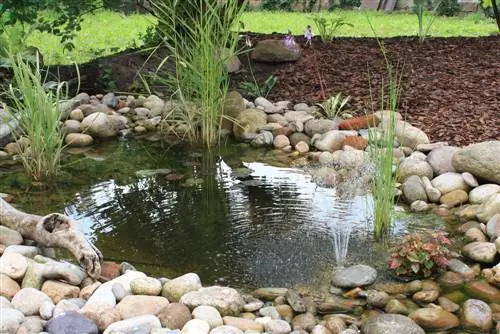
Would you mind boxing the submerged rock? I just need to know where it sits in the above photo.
[362,313,424,334]
[332,265,377,288]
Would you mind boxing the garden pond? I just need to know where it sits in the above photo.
[0,139,453,292]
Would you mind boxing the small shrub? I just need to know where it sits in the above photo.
[436,0,460,16]
[239,75,278,99]
[311,15,353,42]
[314,92,350,119]
[388,231,454,278]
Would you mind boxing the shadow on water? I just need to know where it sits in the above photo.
[0,139,450,291]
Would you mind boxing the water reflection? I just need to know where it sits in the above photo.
[59,141,443,290]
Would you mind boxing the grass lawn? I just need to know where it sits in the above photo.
[16,9,497,65]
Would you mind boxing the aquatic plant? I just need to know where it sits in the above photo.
[149,0,246,147]
[365,15,403,240]
[4,50,67,184]
[388,231,453,277]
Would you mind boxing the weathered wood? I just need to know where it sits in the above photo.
[0,198,102,278]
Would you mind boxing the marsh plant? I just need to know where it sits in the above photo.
[365,16,404,239]
[150,0,246,147]
[4,51,67,183]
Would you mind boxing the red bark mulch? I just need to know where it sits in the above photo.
[231,34,500,147]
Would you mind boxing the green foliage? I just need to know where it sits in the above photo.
[150,0,246,146]
[436,0,460,16]
[336,0,362,9]
[310,14,353,42]
[261,0,297,11]
[314,93,351,119]
[388,231,454,278]
[414,0,444,42]
[98,64,118,91]
[3,50,67,183]
[239,75,278,99]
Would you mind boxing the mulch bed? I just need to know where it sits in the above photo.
[231,34,500,147]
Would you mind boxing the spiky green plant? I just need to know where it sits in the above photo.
[315,92,351,119]
[4,51,67,183]
[149,0,246,147]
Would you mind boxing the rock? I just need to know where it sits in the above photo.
[81,112,119,138]
[295,141,310,154]
[362,313,424,334]
[42,260,87,285]
[409,308,459,330]
[252,288,288,301]
[431,172,470,195]
[395,121,429,149]
[45,311,98,334]
[342,136,368,150]
[65,133,93,147]
[289,132,311,146]
[462,172,479,187]
[470,184,500,204]
[62,119,81,134]
[222,316,264,332]
[464,281,500,303]
[0,308,24,333]
[465,227,487,242]
[259,306,280,319]
[304,119,339,137]
[412,290,439,303]
[463,242,497,263]
[0,295,12,308]
[324,315,346,333]
[11,288,51,316]
[440,189,469,207]
[339,114,378,131]
[157,302,192,329]
[255,97,281,113]
[103,315,162,334]
[181,318,210,334]
[251,39,301,62]
[84,270,146,309]
[80,282,101,300]
[384,299,409,315]
[264,319,291,334]
[336,149,366,169]
[477,193,500,223]
[437,297,459,313]
[102,92,119,109]
[0,252,28,281]
[461,299,492,332]
[161,273,201,303]
[402,175,428,203]
[17,315,44,334]
[53,298,85,317]
[180,286,244,316]
[41,280,79,304]
[4,245,40,258]
[366,290,390,308]
[487,214,500,239]
[79,302,121,332]
[130,277,162,296]
[112,282,129,301]
[70,108,85,121]
[411,200,430,212]
[21,260,44,290]
[0,226,23,245]
[417,142,448,152]
[426,146,459,175]
[332,265,377,288]
[312,130,346,152]
[399,158,434,183]
[233,109,267,140]
[420,176,442,203]
[291,313,316,331]
[39,300,55,320]
[192,305,223,329]
[452,141,500,184]
[116,295,169,319]
[286,290,306,313]
[209,325,243,334]
[273,134,290,149]
[251,131,274,147]
[222,91,245,133]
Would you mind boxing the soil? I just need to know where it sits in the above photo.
[3,34,497,147]
[231,33,500,147]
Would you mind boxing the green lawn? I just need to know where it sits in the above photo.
[17,9,497,65]
[241,10,497,37]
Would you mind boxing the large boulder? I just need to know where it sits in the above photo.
[251,39,301,62]
[452,141,500,184]
[362,314,424,334]
[426,146,459,175]
[221,91,245,134]
[311,130,347,152]
[431,172,469,195]
[81,112,120,139]
[402,175,428,203]
[331,265,377,288]
[395,121,429,149]
[180,286,244,316]
[233,108,267,141]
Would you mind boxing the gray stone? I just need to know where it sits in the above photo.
[431,172,470,195]
[22,261,45,289]
[53,299,82,317]
[461,299,492,332]
[452,141,500,184]
[411,200,430,212]
[209,325,243,334]
[265,319,292,334]
[469,184,500,204]
[332,264,377,288]
[426,146,459,175]
[463,242,497,263]
[65,133,93,147]
[362,314,424,334]
[486,214,500,239]
[192,305,223,329]
[3,245,41,258]
[304,119,340,137]
[0,226,23,245]
[39,299,55,320]
[251,131,274,147]
[447,259,475,279]
[11,288,51,316]
[0,251,28,280]
[46,311,98,334]
[18,315,44,334]
[42,261,87,285]
[233,109,267,141]
[462,172,479,187]
[395,121,429,149]
[477,193,500,223]
[62,119,82,134]
[180,286,244,316]
[259,306,281,319]
[421,176,441,203]
[181,319,210,334]
[286,290,306,313]
[102,92,119,109]
[399,158,434,183]
[402,175,428,204]
[81,112,119,138]
[251,39,301,62]
[130,277,162,296]
[0,295,12,308]
[312,130,346,152]
[0,308,25,333]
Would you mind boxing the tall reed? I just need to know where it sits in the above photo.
[150,0,246,147]
[5,51,67,183]
[365,16,404,240]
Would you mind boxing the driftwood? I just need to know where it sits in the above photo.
[0,198,102,279]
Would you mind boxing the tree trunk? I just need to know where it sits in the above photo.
[492,0,500,31]
[0,198,102,279]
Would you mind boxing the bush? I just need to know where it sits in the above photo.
[388,231,454,278]
[436,0,460,16]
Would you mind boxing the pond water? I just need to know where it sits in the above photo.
[0,139,449,292]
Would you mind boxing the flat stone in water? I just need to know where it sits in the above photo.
[135,169,171,177]
[332,265,377,288]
